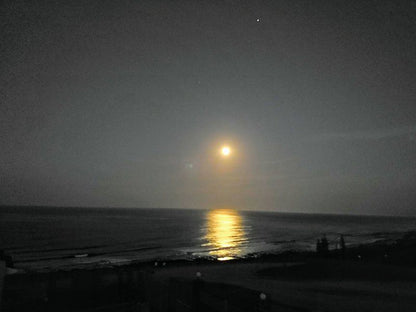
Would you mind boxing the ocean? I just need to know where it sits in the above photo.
[1,206,415,272]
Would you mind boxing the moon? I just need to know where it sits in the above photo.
[221,146,231,157]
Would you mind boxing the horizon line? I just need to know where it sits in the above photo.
[1,204,415,218]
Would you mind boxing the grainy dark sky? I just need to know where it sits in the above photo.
[1,0,416,215]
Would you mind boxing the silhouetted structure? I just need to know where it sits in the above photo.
[316,239,321,254]
[316,235,329,256]
[321,235,329,255]
[340,234,346,256]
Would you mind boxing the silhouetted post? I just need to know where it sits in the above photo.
[316,239,321,255]
[257,293,268,312]
[192,272,203,312]
[340,235,346,257]
[321,235,329,257]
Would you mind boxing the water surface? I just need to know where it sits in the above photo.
[0,206,415,271]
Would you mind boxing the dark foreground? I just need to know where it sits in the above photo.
[2,232,416,312]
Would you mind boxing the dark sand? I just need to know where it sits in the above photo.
[2,232,416,311]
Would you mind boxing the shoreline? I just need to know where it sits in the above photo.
[4,230,416,275]
[2,231,416,311]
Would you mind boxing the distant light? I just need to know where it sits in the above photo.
[196,272,202,278]
[260,293,266,300]
[256,18,260,22]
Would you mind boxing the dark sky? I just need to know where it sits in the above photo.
[1,0,416,215]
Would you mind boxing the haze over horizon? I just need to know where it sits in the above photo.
[1,0,416,216]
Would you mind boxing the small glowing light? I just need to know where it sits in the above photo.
[221,146,231,156]
[256,18,260,22]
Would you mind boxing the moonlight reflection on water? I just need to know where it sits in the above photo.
[203,209,247,261]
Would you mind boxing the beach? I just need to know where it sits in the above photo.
[2,231,416,311]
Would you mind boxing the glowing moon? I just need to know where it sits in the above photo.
[221,146,231,157]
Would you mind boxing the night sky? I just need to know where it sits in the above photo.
[1,0,416,215]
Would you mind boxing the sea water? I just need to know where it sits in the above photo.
[0,206,415,271]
